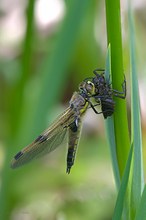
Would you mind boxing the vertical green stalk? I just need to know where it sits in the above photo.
[105,45,121,188]
[128,1,144,218]
[10,0,35,138]
[112,145,133,220]
[0,1,35,219]
[105,0,130,177]
[135,185,146,220]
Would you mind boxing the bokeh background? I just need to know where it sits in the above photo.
[0,0,146,219]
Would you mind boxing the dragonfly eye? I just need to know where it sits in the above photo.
[79,81,95,95]
[86,81,95,95]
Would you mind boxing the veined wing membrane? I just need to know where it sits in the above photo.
[11,107,75,168]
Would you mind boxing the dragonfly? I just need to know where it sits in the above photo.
[11,69,126,173]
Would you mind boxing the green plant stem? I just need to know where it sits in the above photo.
[0,1,36,219]
[128,2,144,218]
[105,0,130,178]
[9,0,35,138]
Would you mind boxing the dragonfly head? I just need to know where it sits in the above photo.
[79,80,96,96]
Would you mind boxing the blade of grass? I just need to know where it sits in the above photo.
[9,0,35,138]
[135,185,146,220]
[112,145,133,220]
[0,1,36,219]
[128,1,144,218]
[105,0,130,177]
[105,45,121,188]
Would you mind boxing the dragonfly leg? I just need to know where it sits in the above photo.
[88,99,102,115]
[113,77,126,99]
[93,68,105,75]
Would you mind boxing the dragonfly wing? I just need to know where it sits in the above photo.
[11,107,75,169]
[11,129,67,169]
[66,119,82,174]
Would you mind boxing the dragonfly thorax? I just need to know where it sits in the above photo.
[69,91,88,113]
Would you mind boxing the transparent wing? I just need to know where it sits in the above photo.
[11,107,75,169]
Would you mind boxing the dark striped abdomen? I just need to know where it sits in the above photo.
[66,120,81,174]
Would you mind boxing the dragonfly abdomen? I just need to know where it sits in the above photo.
[66,146,77,174]
[66,120,81,174]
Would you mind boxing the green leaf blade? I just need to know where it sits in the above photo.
[128,1,144,218]
[113,145,133,220]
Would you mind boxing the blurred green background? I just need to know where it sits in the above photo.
[0,0,146,219]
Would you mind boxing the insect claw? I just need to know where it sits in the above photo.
[66,167,71,174]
